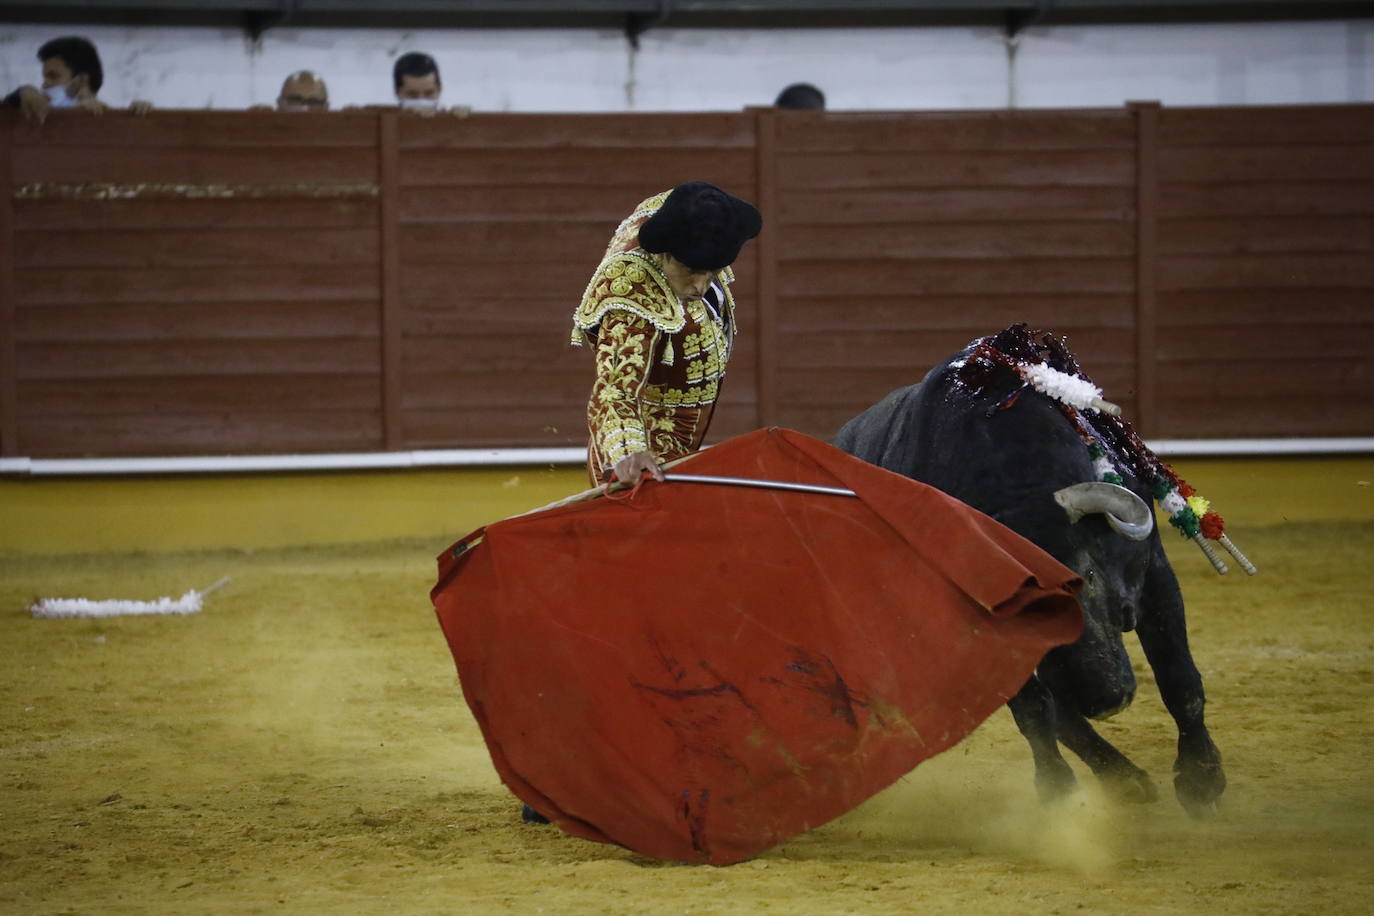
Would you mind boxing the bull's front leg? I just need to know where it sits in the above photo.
[1137,549,1225,817]
[1053,707,1159,804]
[1007,674,1077,802]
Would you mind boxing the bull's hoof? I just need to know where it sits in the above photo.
[521,804,551,825]
[1099,766,1160,805]
[1034,758,1079,803]
[1180,795,1221,818]
[1174,757,1226,818]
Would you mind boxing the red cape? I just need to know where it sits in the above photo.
[432,428,1082,865]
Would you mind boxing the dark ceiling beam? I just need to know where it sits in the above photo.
[0,0,1367,9]
[2,0,1370,27]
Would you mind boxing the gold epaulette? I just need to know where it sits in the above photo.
[600,190,672,259]
[570,250,685,346]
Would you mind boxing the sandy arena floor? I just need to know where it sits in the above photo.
[2,520,1371,914]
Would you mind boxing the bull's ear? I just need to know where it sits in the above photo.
[1053,482,1154,541]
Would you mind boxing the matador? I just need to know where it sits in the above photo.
[570,181,762,485]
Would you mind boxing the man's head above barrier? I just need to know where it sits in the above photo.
[393,52,441,109]
[277,70,329,111]
[38,36,103,105]
[6,34,152,121]
[775,82,825,111]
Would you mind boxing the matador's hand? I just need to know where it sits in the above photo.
[610,450,664,484]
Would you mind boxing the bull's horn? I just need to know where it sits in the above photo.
[1053,482,1154,541]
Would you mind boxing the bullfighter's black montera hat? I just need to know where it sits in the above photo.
[638,181,763,272]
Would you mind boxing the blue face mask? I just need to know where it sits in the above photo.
[399,97,439,111]
[44,83,76,108]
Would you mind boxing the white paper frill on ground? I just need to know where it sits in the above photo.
[29,577,231,619]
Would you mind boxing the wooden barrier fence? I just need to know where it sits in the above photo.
[1,103,1370,458]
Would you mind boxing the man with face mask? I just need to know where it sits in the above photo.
[4,36,106,122]
[393,51,442,114]
[5,36,151,122]
[571,182,763,487]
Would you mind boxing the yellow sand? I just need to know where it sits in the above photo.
[0,460,1371,913]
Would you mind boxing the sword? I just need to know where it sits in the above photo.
[513,468,856,520]
[662,474,856,498]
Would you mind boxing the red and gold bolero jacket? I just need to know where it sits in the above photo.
[571,191,739,482]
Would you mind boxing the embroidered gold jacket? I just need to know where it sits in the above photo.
[571,191,739,481]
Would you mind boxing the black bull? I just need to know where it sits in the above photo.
[832,344,1226,816]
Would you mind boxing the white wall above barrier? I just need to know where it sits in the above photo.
[2,19,1370,111]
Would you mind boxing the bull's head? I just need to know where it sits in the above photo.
[1038,481,1157,720]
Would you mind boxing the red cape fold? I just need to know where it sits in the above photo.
[432,428,1082,866]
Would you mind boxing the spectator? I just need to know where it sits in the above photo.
[276,70,329,111]
[393,52,442,113]
[774,82,826,111]
[4,36,106,122]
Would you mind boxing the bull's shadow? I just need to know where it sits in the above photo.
[832,325,1226,817]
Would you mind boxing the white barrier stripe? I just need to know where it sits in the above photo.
[0,438,1370,477]
[1143,438,1374,456]
[1,448,588,476]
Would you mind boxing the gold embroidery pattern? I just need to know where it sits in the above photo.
[587,311,658,465]
[643,400,686,461]
[602,190,672,259]
[641,379,719,409]
[570,251,685,346]
[577,191,743,480]
[680,332,702,360]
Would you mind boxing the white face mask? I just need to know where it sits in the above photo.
[44,83,77,108]
[399,97,439,110]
